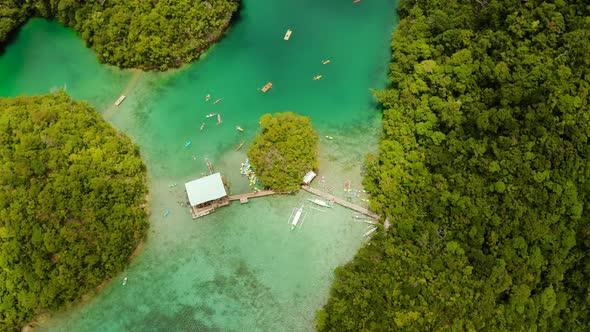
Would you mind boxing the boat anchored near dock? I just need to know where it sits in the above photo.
[307,198,332,208]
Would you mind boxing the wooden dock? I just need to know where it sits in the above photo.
[301,185,380,220]
[228,190,279,203]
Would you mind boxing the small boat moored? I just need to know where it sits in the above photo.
[206,112,217,118]
[289,205,305,230]
[313,75,323,80]
[325,135,334,140]
[200,122,205,130]
[308,198,333,208]
[236,126,244,132]
[261,82,273,92]
[206,94,211,101]
[114,95,126,106]
[236,141,245,151]
[185,140,192,148]
[217,114,222,125]
[284,29,293,41]
[322,60,331,65]
[214,98,222,104]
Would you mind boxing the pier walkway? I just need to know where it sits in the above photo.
[228,190,278,203]
[226,186,384,223]
[301,185,381,220]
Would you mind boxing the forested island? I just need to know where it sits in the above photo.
[0,0,239,70]
[247,112,319,191]
[318,0,589,330]
[0,92,149,330]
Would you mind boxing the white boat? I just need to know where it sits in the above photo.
[217,114,222,125]
[307,198,332,208]
[206,112,217,118]
[114,95,126,106]
[200,122,205,130]
[364,226,377,237]
[122,277,128,286]
[289,205,305,230]
[284,29,293,41]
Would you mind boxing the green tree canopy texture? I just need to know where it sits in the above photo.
[247,112,319,191]
[0,92,149,330]
[318,0,589,331]
[0,0,239,70]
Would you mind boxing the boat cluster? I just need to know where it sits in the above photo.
[240,159,262,189]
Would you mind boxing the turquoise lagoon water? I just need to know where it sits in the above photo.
[0,0,398,330]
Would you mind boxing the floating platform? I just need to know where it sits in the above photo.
[114,95,126,106]
[284,29,292,41]
[261,82,273,92]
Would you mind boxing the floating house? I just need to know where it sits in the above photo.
[302,170,317,185]
[185,173,229,219]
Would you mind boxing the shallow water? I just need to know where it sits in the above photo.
[0,0,397,330]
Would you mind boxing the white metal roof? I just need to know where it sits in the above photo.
[302,170,317,184]
[185,173,227,206]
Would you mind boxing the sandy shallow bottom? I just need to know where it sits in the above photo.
[0,0,398,330]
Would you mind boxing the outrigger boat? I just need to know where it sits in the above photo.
[214,98,222,104]
[313,75,322,80]
[308,198,333,208]
[217,114,222,125]
[261,82,273,92]
[200,122,205,130]
[364,226,377,237]
[236,126,244,132]
[235,142,245,151]
[206,112,217,118]
[322,60,331,65]
[206,94,211,102]
[289,205,305,230]
[284,29,293,41]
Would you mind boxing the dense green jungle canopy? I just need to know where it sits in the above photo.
[0,0,239,70]
[318,0,589,331]
[247,112,319,191]
[0,92,149,330]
